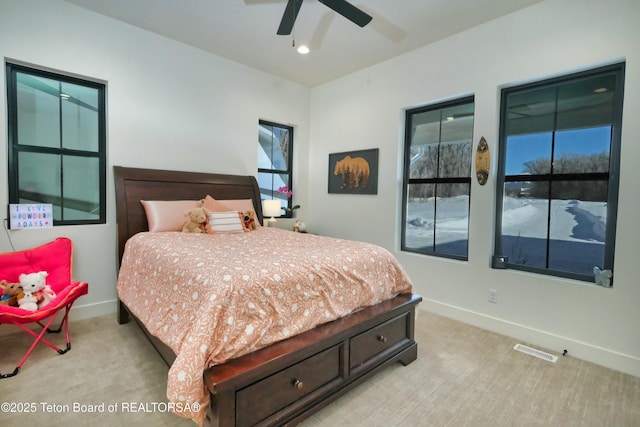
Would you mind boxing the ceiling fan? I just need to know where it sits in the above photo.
[277,0,373,35]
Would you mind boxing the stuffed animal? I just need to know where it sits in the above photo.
[17,292,39,312]
[0,280,22,307]
[182,207,210,233]
[242,210,257,231]
[17,271,56,311]
[39,282,57,308]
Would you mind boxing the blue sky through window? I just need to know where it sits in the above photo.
[505,126,611,175]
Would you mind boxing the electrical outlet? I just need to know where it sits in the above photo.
[488,289,498,304]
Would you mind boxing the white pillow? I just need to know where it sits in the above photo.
[207,211,245,234]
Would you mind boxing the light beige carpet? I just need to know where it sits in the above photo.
[0,310,638,427]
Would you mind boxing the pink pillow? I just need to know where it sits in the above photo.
[202,195,233,212]
[140,200,203,232]
[218,199,258,216]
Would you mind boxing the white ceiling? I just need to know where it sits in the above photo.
[64,0,543,87]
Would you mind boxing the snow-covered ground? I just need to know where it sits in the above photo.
[405,196,606,275]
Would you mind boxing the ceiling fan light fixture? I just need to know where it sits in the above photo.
[277,0,372,36]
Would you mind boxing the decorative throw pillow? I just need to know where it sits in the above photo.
[206,211,246,234]
[201,195,232,212]
[217,199,258,220]
[140,200,203,232]
[202,196,260,227]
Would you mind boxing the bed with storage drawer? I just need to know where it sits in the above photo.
[114,166,421,427]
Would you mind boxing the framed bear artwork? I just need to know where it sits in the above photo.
[328,148,379,195]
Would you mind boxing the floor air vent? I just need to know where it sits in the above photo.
[513,343,558,363]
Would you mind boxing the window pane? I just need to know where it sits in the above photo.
[62,156,100,220]
[258,123,289,170]
[506,87,556,136]
[404,183,435,251]
[501,183,549,268]
[61,82,100,152]
[553,127,610,174]
[435,183,469,256]
[548,181,606,275]
[16,73,61,148]
[409,145,438,179]
[556,74,617,131]
[409,110,439,179]
[505,133,552,175]
[18,151,61,219]
[258,172,289,201]
[439,140,472,178]
[441,104,474,144]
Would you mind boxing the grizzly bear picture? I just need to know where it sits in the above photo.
[334,155,371,190]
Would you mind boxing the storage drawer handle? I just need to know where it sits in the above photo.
[293,379,304,390]
[378,335,388,343]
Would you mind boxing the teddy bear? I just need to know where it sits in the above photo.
[182,207,210,233]
[242,210,257,231]
[17,271,56,312]
[0,280,22,307]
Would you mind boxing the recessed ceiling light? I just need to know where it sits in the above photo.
[59,93,70,99]
[297,45,309,55]
[594,87,608,93]
[446,116,454,121]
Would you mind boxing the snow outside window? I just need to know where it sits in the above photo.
[494,63,625,284]
[401,97,474,260]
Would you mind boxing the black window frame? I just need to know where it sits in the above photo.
[6,62,107,226]
[494,62,625,283]
[401,96,475,261]
[257,119,294,217]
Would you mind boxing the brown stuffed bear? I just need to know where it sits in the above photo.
[242,210,257,231]
[0,280,22,307]
[182,207,210,233]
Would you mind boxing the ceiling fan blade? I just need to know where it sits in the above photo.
[318,0,372,28]
[277,0,304,35]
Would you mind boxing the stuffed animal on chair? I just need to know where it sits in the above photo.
[17,271,56,311]
[0,280,22,307]
[182,207,210,233]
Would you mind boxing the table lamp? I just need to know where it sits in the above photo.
[263,200,281,227]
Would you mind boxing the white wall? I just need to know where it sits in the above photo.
[308,0,640,377]
[0,0,310,319]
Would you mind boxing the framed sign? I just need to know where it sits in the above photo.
[9,204,53,229]
[328,148,379,195]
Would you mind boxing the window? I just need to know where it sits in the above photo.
[495,63,624,283]
[6,63,106,225]
[401,97,474,260]
[257,120,293,216]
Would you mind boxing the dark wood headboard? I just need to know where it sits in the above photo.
[113,166,263,263]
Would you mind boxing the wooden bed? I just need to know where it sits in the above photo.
[114,166,422,427]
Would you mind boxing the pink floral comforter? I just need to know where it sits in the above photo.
[116,227,413,425]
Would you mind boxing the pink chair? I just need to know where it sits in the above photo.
[0,238,88,378]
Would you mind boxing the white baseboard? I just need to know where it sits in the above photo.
[0,299,117,338]
[420,299,640,379]
[67,299,118,321]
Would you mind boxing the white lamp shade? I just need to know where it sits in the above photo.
[263,200,281,218]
